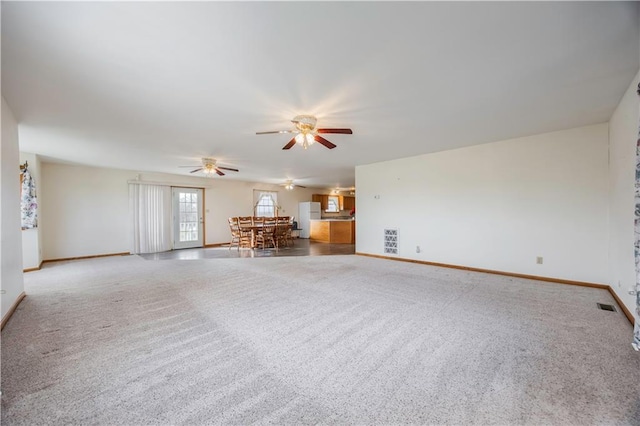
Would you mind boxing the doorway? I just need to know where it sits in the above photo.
[172,187,204,249]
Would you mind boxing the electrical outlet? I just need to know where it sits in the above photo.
[536,256,543,265]
[416,245,421,253]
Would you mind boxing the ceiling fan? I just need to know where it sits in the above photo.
[281,179,307,191]
[178,158,239,177]
[256,115,353,150]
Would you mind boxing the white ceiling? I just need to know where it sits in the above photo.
[2,2,638,189]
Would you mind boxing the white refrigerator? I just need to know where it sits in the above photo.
[298,202,321,238]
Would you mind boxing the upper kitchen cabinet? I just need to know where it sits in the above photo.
[343,196,355,210]
[312,194,328,211]
[312,194,356,211]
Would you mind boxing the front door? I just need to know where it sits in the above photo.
[172,187,204,249]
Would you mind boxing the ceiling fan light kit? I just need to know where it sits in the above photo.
[201,158,217,176]
[256,114,353,150]
[295,132,316,149]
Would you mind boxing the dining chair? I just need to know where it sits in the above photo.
[237,216,254,249]
[227,217,241,250]
[275,217,290,248]
[286,216,295,246]
[256,217,277,249]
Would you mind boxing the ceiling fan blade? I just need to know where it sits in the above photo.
[296,185,307,188]
[256,130,295,135]
[282,137,296,150]
[215,168,225,176]
[189,168,203,173]
[314,135,337,149]
[317,128,353,134]
[217,166,239,172]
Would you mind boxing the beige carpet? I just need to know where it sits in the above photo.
[2,254,639,425]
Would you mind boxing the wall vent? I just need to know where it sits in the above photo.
[596,303,616,312]
[384,229,398,255]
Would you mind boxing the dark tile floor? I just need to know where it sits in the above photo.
[138,239,355,260]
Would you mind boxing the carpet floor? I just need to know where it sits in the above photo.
[2,254,639,425]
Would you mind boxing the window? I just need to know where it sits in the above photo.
[327,196,340,212]
[254,190,278,217]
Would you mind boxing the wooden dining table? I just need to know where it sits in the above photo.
[238,223,291,248]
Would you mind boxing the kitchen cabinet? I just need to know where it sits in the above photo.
[312,194,328,211]
[310,220,355,244]
[312,194,355,212]
[343,196,355,211]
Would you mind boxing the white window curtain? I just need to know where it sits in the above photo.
[253,190,278,217]
[129,183,172,254]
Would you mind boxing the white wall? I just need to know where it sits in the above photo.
[41,164,318,259]
[356,123,610,284]
[608,70,640,318]
[1,97,25,320]
[19,152,42,270]
[41,164,131,260]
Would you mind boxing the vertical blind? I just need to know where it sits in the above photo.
[129,183,172,254]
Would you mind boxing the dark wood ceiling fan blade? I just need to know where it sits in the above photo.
[282,137,296,150]
[217,166,239,172]
[314,135,337,149]
[317,128,353,134]
[215,168,225,176]
[296,185,307,188]
[189,168,203,173]
[256,130,294,135]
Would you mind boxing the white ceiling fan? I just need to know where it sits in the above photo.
[257,115,353,150]
[178,158,239,177]
[281,179,307,191]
